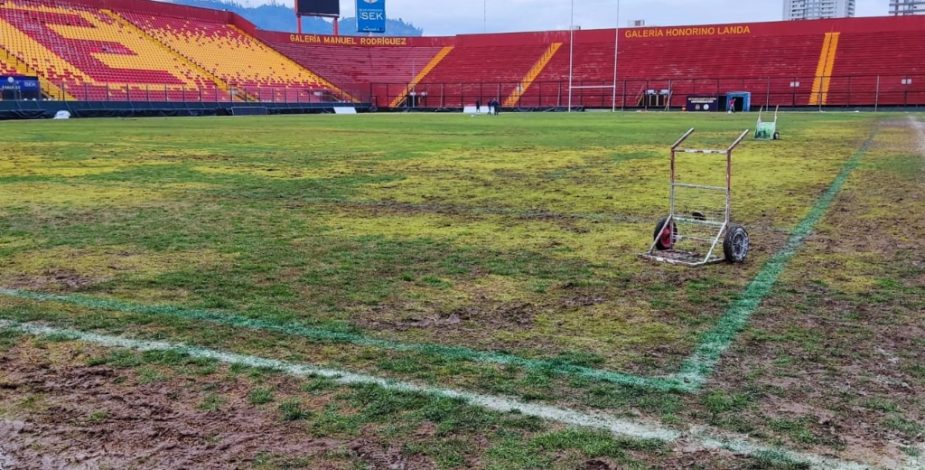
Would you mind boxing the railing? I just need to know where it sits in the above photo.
[1,75,922,110]
[0,82,365,104]
[370,74,925,110]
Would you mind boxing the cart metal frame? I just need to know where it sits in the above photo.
[641,128,750,266]
[755,106,780,140]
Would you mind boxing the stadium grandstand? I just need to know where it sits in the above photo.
[0,0,924,116]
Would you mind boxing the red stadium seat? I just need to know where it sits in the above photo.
[2,0,924,108]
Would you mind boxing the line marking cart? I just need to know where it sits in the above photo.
[641,128,751,266]
[755,106,781,140]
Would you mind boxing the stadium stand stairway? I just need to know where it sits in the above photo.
[103,9,237,102]
[809,32,840,106]
[416,43,551,108]
[119,10,352,102]
[0,0,230,101]
[504,42,562,107]
[0,58,15,75]
[389,45,453,108]
[530,33,826,108]
[263,38,445,107]
[0,42,72,99]
[3,0,925,109]
[0,1,92,100]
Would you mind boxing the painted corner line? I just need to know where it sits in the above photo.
[0,287,684,392]
[0,319,880,470]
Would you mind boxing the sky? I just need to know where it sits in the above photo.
[203,1,891,35]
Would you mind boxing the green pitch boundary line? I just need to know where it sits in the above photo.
[0,287,685,392]
[0,129,876,394]
[0,319,883,470]
[672,130,875,389]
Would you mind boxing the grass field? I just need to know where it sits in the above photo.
[0,112,922,469]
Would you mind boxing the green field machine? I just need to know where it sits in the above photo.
[754,106,780,140]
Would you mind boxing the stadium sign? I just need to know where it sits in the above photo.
[625,25,751,39]
[356,0,386,33]
[289,34,408,46]
[0,75,40,99]
[686,96,720,112]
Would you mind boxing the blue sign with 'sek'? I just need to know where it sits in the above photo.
[356,0,386,33]
[1,75,41,99]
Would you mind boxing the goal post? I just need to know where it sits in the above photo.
[567,0,621,112]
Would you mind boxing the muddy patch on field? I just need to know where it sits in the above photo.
[0,337,782,470]
[8,268,99,292]
[0,343,429,469]
[0,246,234,294]
[328,199,632,236]
[360,299,537,333]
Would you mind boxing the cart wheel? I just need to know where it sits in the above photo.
[773,132,781,140]
[723,225,750,263]
[653,217,677,251]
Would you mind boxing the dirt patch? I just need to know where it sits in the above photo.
[0,442,16,469]
[0,338,784,470]
[362,300,537,332]
[331,199,639,233]
[8,269,99,292]
[580,459,613,469]
[0,344,429,469]
[0,246,233,295]
[560,294,607,309]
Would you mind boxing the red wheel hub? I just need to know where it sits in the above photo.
[659,223,674,249]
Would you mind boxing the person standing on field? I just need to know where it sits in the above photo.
[489,98,500,115]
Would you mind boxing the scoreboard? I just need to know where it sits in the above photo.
[297,0,339,17]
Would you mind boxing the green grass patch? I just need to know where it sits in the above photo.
[278,399,312,421]
[248,387,275,405]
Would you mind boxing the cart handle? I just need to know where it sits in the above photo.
[671,128,695,150]
[726,130,750,152]
[675,129,751,154]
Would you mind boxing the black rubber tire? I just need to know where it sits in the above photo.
[723,224,750,263]
[653,217,677,251]
[773,131,781,140]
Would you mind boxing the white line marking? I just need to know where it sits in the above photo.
[911,116,925,156]
[0,320,893,469]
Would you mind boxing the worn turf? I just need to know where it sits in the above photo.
[0,113,871,372]
[1,112,922,468]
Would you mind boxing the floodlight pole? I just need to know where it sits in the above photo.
[611,0,620,112]
[483,0,487,32]
[568,0,574,112]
